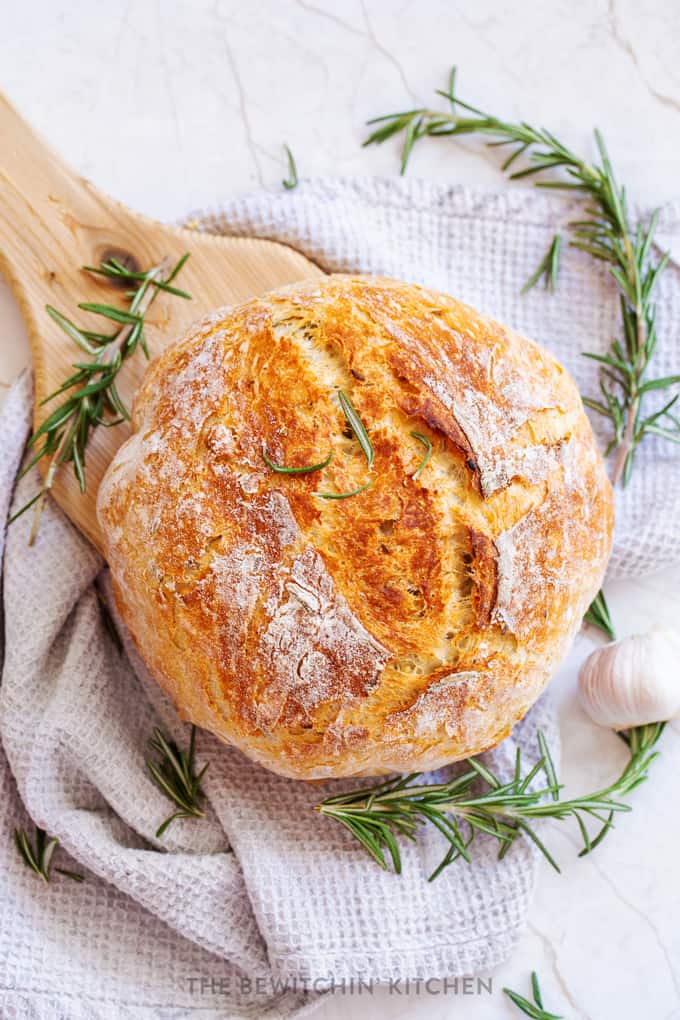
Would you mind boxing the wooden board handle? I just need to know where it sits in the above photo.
[0,93,177,405]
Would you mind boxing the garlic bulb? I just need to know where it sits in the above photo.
[578,625,680,730]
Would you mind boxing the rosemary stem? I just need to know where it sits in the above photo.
[610,231,647,487]
[611,394,638,486]
[111,256,174,347]
[92,256,173,372]
[27,423,72,545]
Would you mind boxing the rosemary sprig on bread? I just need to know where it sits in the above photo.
[317,724,663,880]
[10,254,190,543]
[409,430,432,479]
[263,387,376,499]
[337,389,374,468]
[364,67,680,487]
[262,443,334,474]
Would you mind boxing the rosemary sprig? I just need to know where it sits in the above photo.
[410,430,432,479]
[504,972,563,1019]
[364,67,680,486]
[9,254,191,543]
[584,589,616,642]
[282,144,299,189]
[338,389,374,468]
[317,724,663,880]
[262,442,333,474]
[146,726,209,838]
[15,827,83,883]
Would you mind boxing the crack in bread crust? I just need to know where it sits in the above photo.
[98,275,614,779]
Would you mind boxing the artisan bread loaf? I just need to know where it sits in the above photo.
[97,275,613,779]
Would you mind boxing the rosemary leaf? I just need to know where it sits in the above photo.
[531,972,544,1009]
[77,303,141,325]
[15,827,83,884]
[409,430,433,479]
[521,233,562,294]
[338,390,374,468]
[504,972,563,1019]
[537,730,559,802]
[312,480,373,500]
[165,252,191,285]
[282,144,299,189]
[262,442,333,474]
[584,589,616,641]
[45,306,97,355]
[6,490,43,525]
[54,867,86,882]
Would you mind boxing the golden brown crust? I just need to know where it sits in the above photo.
[97,275,614,779]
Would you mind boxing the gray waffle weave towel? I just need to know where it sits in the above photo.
[2,177,678,1018]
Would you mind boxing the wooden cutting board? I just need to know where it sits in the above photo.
[0,92,324,550]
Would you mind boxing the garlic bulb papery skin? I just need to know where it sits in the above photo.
[578,625,680,730]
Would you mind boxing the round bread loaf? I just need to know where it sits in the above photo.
[98,275,613,779]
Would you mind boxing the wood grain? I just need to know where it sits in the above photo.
[0,91,324,550]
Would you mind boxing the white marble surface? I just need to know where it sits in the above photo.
[1,2,679,1017]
